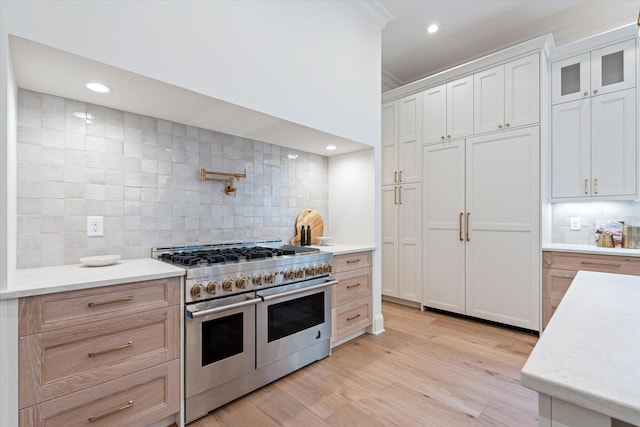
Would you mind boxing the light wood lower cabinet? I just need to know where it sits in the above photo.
[331,251,372,343]
[19,360,179,427]
[542,251,640,327]
[18,277,180,427]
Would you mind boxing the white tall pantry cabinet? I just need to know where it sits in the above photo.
[381,95,422,302]
[383,37,547,330]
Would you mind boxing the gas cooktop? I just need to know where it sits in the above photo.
[153,241,320,268]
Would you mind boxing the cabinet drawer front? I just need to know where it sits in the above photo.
[544,252,640,275]
[332,299,371,342]
[332,269,371,306]
[542,268,576,299]
[20,307,179,408]
[333,251,372,273]
[20,360,179,427]
[19,277,180,335]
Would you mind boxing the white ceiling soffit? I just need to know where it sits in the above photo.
[380,0,638,89]
[10,35,369,157]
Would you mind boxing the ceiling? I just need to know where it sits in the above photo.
[10,1,640,156]
[380,0,640,91]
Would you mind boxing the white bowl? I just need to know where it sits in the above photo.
[316,236,333,246]
[80,254,121,267]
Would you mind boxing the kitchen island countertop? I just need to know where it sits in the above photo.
[521,270,640,425]
[1,258,185,299]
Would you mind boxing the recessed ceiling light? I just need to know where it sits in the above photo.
[326,145,337,151]
[85,82,111,93]
[427,24,438,34]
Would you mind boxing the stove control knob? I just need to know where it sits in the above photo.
[295,268,304,279]
[206,281,219,295]
[315,265,323,275]
[306,266,315,276]
[236,276,249,289]
[322,263,332,274]
[264,272,275,284]
[222,279,234,292]
[284,269,295,280]
[190,283,205,298]
[253,274,264,286]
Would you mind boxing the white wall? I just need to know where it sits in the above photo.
[2,0,382,147]
[328,149,376,244]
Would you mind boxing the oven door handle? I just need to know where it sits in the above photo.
[260,279,338,302]
[186,297,262,319]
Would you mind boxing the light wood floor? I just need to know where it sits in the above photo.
[189,301,539,426]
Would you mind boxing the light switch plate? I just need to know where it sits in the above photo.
[87,216,104,237]
[570,217,581,231]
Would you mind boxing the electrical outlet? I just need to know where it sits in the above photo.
[87,216,104,237]
[570,217,581,231]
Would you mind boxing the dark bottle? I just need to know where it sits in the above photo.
[300,222,307,246]
[306,223,312,246]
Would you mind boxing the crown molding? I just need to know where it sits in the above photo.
[350,0,395,30]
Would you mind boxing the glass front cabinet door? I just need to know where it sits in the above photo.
[552,39,636,105]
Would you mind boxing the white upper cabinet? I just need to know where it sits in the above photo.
[474,53,540,134]
[398,93,422,183]
[422,76,473,145]
[382,94,422,186]
[382,101,398,186]
[552,39,636,105]
[551,88,636,199]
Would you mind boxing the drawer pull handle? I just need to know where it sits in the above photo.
[580,261,621,268]
[89,400,134,423]
[88,296,133,307]
[88,340,133,357]
[346,259,361,264]
[346,313,361,321]
[346,283,361,289]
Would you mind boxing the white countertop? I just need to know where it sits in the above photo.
[543,242,640,257]
[311,243,377,255]
[521,270,640,425]
[1,258,185,300]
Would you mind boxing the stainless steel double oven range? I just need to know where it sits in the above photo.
[153,241,335,424]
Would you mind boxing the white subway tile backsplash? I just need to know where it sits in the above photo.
[16,89,329,267]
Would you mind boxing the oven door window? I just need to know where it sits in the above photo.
[202,312,244,366]
[267,292,324,342]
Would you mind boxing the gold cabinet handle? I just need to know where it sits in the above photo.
[581,261,620,268]
[398,171,402,182]
[394,186,398,205]
[346,283,361,289]
[88,340,133,357]
[346,259,361,264]
[466,212,470,242]
[593,89,598,95]
[594,178,598,194]
[584,178,588,195]
[584,91,589,96]
[441,135,445,140]
[398,186,402,204]
[88,296,133,308]
[459,212,463,241]
[346,313,361,321]
[505,123,510,127]
[89,400,134,423]
[394,171,398,183]
[498,124,503,129]
[447,134,451,139]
